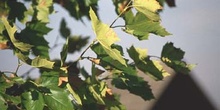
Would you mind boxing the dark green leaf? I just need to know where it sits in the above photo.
[91,43,136,75]
[60,19,71,38]
[112,73,154,100]
[21,91,44,110]
[7,0,27,22]
[20,21,52,58]
[161,42,195,73]
[55,0,98,20]
[127,46,169,80]
[60,38,69,66]
[124,12,171,40]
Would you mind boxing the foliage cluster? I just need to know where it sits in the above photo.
[0,0,194,109]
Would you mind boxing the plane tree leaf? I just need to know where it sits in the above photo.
[20,21,52,58]
[112,72,154,100]
[7,0,27,22]
[32,0,53,22]
[59,19,71,38]
[91,43,136,75]
[15,52,55,69]
[1,17,33,52]
[90,8,127,66]
[39,70,75,110]
[124,12,171,40]
[21,90,44,110]
[127,45,169,80]
[54,0,98,20]
[31,56,55,69]
[60,38,69,66]
[133,0,162,21]
[161,42,195,74]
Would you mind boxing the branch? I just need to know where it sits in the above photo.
[109,0,133,28]
[77,39,97,61]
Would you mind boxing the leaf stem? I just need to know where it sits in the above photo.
[109,0,133,28]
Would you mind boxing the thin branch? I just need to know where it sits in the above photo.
[14,59,23,76]
[77,39,97,61]
[110,25,126,28]
[109,0,133,28]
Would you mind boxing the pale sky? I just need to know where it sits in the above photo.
[0,0,219,109]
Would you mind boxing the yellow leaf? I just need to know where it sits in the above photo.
[134,0,162,13]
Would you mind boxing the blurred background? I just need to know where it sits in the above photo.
[0,0,219,109]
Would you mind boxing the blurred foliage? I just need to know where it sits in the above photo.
[0,0,194,110]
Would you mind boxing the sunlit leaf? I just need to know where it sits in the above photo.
[124,12,171,40]
[31,56,55,69]
[33,0,53,22]
[1,17,33,52]
[91,43,136,75]
[133,0,162,21]
[127,46,168,80]
[90,8,127,66]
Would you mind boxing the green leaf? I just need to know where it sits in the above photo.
[112,73,154,100]
[0,93,7,110]
[124,12,171,40]
[161,42,195,73]
[88,84,106,105]
[55,0,98,20]
[60,38,69,66]
[91,43,136,75]
[60,19,71,38]
[33,0,53,22]
[20,21,52,58]
[43,87,75,110]
[21,91,44,110]
[31,56,55,69]
[7,0,27,22]
[133,0,162,21]
[1,17,33,52]
[90,8,127,66]
[39,70,75,110]
[127,46,168,80]
[15,52,55,69]
[40,70,59,87]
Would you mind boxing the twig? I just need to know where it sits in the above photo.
[14,59,23,76]
[77,39,97,61]
[109,0,133,28]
